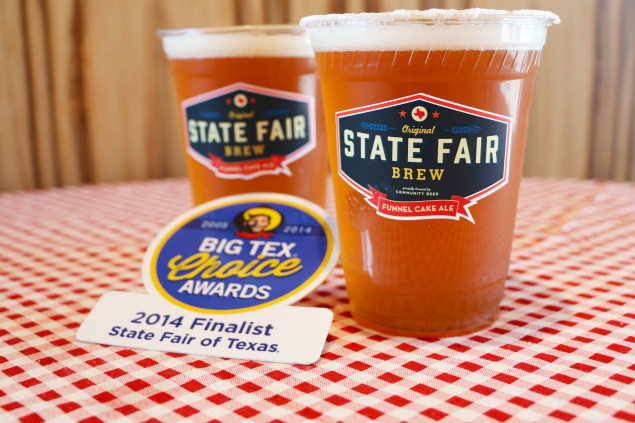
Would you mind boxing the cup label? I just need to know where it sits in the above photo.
[182,82,316,179]
[336,93,512,222]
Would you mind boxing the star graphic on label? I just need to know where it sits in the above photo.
[399,109,406,117]
[432,111,440,118]
[234,94,248,108]
[411,106,428,122]
[250,97,256,104]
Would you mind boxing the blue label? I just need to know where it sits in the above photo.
[182,82,316,179]
[144,195,337,314]
[336,93,512,222]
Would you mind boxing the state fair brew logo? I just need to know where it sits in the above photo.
[336,93,512,223]
[182,82,316,179]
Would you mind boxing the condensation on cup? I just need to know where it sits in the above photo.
[301,9,560,337]
[159,25,329,207]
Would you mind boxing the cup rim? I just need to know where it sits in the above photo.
[157,24,305,39]
[299,9,560,28]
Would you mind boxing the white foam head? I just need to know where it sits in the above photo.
[158,25,314,59]
[300,9,560,51]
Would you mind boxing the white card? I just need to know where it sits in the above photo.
[77,291,333,365]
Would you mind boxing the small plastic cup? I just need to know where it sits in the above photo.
[158,25,328,207]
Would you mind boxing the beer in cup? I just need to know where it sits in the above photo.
[159,25,328,206]
[301,9,559,337]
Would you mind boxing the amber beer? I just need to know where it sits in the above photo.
[301,10,559,337]
[159,26,328,206]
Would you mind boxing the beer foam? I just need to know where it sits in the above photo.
[159,25,313,59]
[300,9,560,51]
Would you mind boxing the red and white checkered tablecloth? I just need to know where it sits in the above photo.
[1,178,634,423]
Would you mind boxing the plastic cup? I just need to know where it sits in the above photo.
[301,9,559,337]
[158,25,328,206]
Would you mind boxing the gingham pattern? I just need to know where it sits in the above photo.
[1,178,634,423]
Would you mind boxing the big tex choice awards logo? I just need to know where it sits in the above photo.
[142,194,338,314]
[336,93,512,223]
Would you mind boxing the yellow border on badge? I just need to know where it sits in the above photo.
[149,197,334,314]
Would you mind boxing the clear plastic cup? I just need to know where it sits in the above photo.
[158,25,328,207]
[301,9,559,337]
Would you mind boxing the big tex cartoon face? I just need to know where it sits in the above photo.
[234,206,283,239]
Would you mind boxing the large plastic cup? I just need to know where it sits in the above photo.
[158,25,328,207]
[301,9,559,337]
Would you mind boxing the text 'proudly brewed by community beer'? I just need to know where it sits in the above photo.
[159,26,328,206]
[301,9,559,337]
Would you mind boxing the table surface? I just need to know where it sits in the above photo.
[1,178,634,423]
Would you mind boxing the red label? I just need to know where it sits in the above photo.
[367,186,473,220]
[207,154,290,177]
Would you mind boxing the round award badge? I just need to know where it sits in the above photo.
[142,193,339,314]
